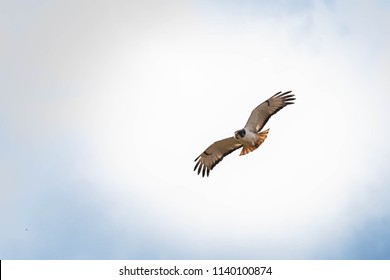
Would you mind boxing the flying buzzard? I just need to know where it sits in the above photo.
[194,91,295,177]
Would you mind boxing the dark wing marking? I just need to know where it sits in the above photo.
[194,137,242,177]
[244,91,295,133]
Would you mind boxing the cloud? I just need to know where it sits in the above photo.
[1,0,389,259]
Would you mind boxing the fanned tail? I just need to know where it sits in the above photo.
[240,128,269,156]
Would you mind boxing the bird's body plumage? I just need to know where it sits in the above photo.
[194,91,295,177]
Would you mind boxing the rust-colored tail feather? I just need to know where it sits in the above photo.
[240,129,269,156]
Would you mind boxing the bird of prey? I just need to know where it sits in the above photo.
[194,91,295,177]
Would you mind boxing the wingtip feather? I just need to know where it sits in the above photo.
[194,160,200,171]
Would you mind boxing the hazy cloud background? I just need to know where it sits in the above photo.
[1,0,389,259]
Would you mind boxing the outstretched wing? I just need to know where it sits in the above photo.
[194,137,242,177]
[244,91,295,133]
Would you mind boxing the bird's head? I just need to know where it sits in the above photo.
[234,129,246,139]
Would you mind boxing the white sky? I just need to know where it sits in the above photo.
[1,0,390,259]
